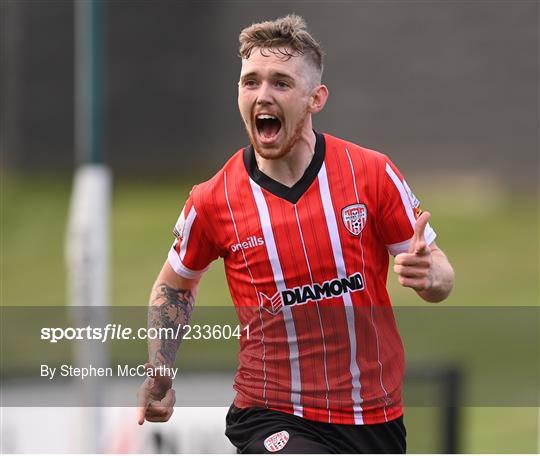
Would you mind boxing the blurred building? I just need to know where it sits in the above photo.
[1,1,538,185]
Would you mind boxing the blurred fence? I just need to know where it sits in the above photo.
[1,1,538,186]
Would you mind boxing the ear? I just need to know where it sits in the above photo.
[309,84,329,114]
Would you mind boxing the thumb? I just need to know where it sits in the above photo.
[137,376,154,425]
[409,211,431,254]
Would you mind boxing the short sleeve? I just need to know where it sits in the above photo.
[377,158,436,256]
[167,189,220,279]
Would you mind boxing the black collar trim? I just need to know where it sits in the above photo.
[243,132,326,204]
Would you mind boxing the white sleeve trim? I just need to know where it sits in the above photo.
[386,225,437,256]
[385,163,417,228]
[179,206,197,262]
[167,248,209,279]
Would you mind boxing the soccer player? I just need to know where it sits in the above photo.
[137,14,455,453]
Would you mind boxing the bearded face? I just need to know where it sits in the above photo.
[238,48,314,160]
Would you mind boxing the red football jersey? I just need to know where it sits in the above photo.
[168,132,436,425]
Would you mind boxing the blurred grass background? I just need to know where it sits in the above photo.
[1,173,538,452]
[3,173,537,309]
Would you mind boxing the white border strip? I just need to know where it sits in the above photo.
[250,179,303,417]
[385,163,416,227]
[384,163,436,255]
[224,172,268,406]
[347,148,389,421]
[386,239,411,256]
[167,248,208,279]
[167,205,209,279]
[294,205,331,421]
[179,206,197,262]
[318,162,364,424]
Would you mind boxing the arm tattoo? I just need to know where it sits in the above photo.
[148,283,194,367]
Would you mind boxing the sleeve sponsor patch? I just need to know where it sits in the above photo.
[403,180,420,209]
[403,179,425,219]
[172,207,186,238]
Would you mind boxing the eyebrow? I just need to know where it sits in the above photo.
[272,72,295,81]
[240,71,295,82]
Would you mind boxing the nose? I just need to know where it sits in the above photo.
[256,81,273,106]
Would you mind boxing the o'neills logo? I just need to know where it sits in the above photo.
[230,236,264,252]
[259,273,365,315]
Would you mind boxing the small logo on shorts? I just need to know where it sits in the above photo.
[264,430,290,452]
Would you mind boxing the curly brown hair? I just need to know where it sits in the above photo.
[239,14,324,82]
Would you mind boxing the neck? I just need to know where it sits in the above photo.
[255,127,316,188]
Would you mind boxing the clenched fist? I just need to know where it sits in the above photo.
[137,363,175,425]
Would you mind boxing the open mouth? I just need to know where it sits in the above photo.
[255,114,282,141]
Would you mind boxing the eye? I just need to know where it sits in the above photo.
[276,80,289,89]
[242,79,258,88]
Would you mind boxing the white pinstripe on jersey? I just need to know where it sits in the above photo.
[249,179,304,417]
[318,162,364,424]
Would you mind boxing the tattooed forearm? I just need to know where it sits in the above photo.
[148,283,194,368]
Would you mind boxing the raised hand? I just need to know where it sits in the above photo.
[137,362,175,425]
[394,212,433,291]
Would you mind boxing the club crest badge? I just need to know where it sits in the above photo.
[342,204,367,236]
[264,430,290,452]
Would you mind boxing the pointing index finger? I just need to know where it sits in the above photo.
[409,211,431,254]
[137,376,154,425]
